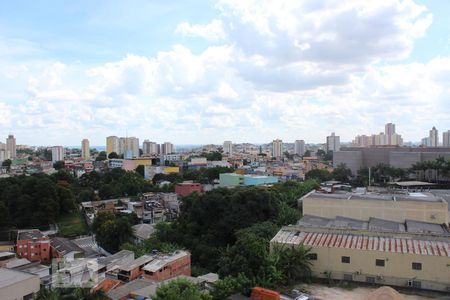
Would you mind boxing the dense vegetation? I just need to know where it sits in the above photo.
[92,212,136,253]
[124,180,318,298]
[152,166,234,184]
[0,174,77,228]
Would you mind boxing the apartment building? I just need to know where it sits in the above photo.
[16,230,51,262]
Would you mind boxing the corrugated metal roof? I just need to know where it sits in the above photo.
[271,230,450,257]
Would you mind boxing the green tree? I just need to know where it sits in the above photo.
[305,169,332,182]
[200,151,222,161]
[210,273,252,300]
[1,159,12,171]
[332,163,352,182]
[93,213,133,253]
[154,277,212,300]
[136,165,145,178]
[96,151,107,161]
[108,152,119,159]
[272,244,312,284]
[53,160,65,170]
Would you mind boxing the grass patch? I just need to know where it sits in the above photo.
[57,212,89,237]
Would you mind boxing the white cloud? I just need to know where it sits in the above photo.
[175,19,227,41]
[2,0,449,145]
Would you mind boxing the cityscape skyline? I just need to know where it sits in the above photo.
[0,1,450,145]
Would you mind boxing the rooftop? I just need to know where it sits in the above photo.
[271,230,450,257]
[297,215,447,235]
[142,250,189,273]
[107,279,155,300]
[132,224,155,240]
[17,229,45,240]
[119,255,153,272]
[0,268,38,288]
[98,250,134,269]
[305,191,444,203]
[51,237,84,255]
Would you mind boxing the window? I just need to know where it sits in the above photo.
[412,281,421,289]
[376,259,385,267]
[307,253,317,260]
[343,274,353,281]
[366,276,375,284]
[412,262,422,270]
[341,256,350,263]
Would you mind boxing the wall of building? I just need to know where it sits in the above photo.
[143,255,191,281]
[333,151,363,175]
[0,273,40,300]
[305,245,450,292]
[335,147,450,175]
[16,239,51,262]
[302,197,448,224]
[219,173,243,187]
[175,183,202,197]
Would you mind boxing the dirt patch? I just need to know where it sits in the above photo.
[300,284,439,300]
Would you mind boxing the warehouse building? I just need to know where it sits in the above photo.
[300,191,449,225]
[271,220,450,292]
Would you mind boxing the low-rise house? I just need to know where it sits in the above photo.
[0,268,40,300]
[0,252,16,267]
[175,181,203,197]
[142,250,191,281]
[16,229,51,262]
[51,237,85,260]
[131,224,155,244]
[113,255,154,282]
[0,241,15,252]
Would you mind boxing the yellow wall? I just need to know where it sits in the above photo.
[271,241,450,291]
[0,245,14,252]
[164,167,179,174]
[303,197,448,224]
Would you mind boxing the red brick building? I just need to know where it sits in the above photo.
[175,182,202,197]
[143,250,191,281]
[16,230,51,262]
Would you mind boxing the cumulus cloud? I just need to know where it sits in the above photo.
[175,19,227,41]
[1,0,448,145]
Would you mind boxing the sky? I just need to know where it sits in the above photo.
[0,0,449,146]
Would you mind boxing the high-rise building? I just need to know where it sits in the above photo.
[429,126,439,147]
[294,140,305,156]
[421,137,431,147]
[81,139,90,159]
[443,130,450,147]
[143,140,159,156]
[353,124,403,147]
[161,142,174,155]
[272,139,283,158]
[106,136,120,155]
[0,143,5,162]
[385,123,395,145]
[6,134,16,159]
[326,132,340,152]
[223,141,233,156]
[125,137,140,158]
[51,146,65,163]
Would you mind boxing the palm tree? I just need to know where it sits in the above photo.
[272,244,312,284]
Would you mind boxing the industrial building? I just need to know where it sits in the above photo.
[271,222,450,292]
[300,191,449,225]
[219,173,279,187]
[0,268,40,300]
[273,190,450,292]
[334,146,450,175]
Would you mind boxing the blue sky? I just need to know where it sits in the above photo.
[0,0,449,146]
